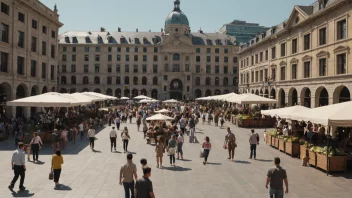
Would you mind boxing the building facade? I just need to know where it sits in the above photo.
[238,0,352,108]
[0,0,63,117]
[219,20,268,45]
[58,0,239,100]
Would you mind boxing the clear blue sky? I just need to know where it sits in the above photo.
[42,0,312,33]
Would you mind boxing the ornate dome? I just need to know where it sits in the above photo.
[165,0,189,26]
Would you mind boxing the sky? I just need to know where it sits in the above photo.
[41,0,312,34]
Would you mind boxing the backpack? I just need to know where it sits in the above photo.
[256,133,260,143]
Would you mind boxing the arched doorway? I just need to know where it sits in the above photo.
[16,84,28,117]
[251,90,254,94]
[70,88,76,93]
[214,89,221,95]
[288,88,298,106]
[264,89,269,98]
[141,89,147,96]
[59,88,67,93]
[115,88,121,97]
[260,89,263,96]
[205,90,211,97]
[333,86,350,103]
[124,89,130,97]
[132,89,138,97]
[0,82,12,117]
[195,89,201,98]
[315,87,329,107]
[279,89,285,107]
[169,79,183,100]
[270,88,276,99]
[301,88,311,108]
[255,90,259,95]
[51,86,56,92]
[106,88,113,96]
[82,88,89,92]
[42,86,48,94]
[223,90,229,94]
[151,89,158,99]
[94,88,101,93]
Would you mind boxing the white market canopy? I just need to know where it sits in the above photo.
[6,92,92,107]
[62,93,105,102]
[195,96,212,101]
[227,93,277,104]
[134,95,152,100]
[120,97,129,100]
[146,113,174,121]
[211,93,239,101]
[82,92,117,100]
[289,101,352,127]
[162,99,179,103]
[155,109,171,113]
[261,105,310,119]
[138,99,159,103]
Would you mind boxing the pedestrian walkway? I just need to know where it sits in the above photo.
[0,120,351,197]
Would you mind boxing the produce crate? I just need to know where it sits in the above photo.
[308,150,317,168]
[285,142,300,156]
[278,139,285,152]
[274,137,279,149]
[316,153,347,172]
[300,145,308,160]
[266,134,272,145]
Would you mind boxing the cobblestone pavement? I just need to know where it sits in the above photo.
[0,120,351,198]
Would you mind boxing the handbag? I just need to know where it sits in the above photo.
[168,147,176,155]
[49,171,53,180]
[199,149,204,158]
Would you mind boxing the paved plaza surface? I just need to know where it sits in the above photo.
[0,120,351,198]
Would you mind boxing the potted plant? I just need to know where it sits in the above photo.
[278,135,286,152]
[316,146,347,172]
[285,137,300,156]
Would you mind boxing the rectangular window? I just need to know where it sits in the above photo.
[95,55,100,61]
[17,56,24,75]
[84,55,89,61]
[251,72,254,83]
[215,56,219,63]
[1,23,9,43]
[196,48,200,53]
[95,64,100,73]
[32,19,37,29]
[224,57,228,63]
[84,47,89,52]
[18,31,24,48]
[224,66,228,74]
[41,63,46,79]
[96,47,101,52]
[337,53,346,74]
[134,47,138,53]
[164,75,168,81]
[304,62,310,78]
[224,48,229,53]
[72,47,76,52]
[319,28,326,46]
[63,47,66,52]
[153,55,158,62]
[84,65,89,73]
[319,58,326,76]
[271,68,276,81]
[107,65,112,73]
[117,47,121,52]
[304,34,310,50]
[185,64,190,72]
[215,48,219,53]
[255,54,258,63]
[264,69,268,81]
[133,65,138,73]
[337,19,347,40]
[255,71,259,82]
[51,31,56,39]
[154,47,158,53]
[62,55,66,61]
[281,43,286,57]
[62,65,66,73]
[207,48,211,53]
[31,37,37,52]
[42,26,47,34]
[271,47,276,59]
[233,57,238,63]
[108,47,112,52]
[142,65,147,73]
[1,2,9,15]
[125,65,129,73]
[71,64,76,73]
[292,38,297,54]
[233,67,237,75]
[291,64,297,79]
[143,55,147,62]
[50,65,54,80]
[18,12,25,22]
[108,55,112,61]
[265,50,268,60]
[259,52,263,62]
[31,60,36,77]
[215,66,219,74]
[196,65,200,73]
[164,64,169,72]
[134,55,138,61]
[51,45,55,58]
[172,64,180,72]
[41,41,46,55]
[116,64,121,73]
[153,65,158,73]
[280,66,286,80]
[117,55,121,61]
[260,70,263,82]
[143,47,147,53]
[251,56,254,65]
[207,56,211,62]
[206,65,211,74]
[71,55,76,62]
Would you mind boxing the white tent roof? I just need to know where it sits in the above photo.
[227,93,277,104]
[120,97,129,100]
[6,92,91,107]
[138,99,159,103]
[82,92,117,100]
[162,99,179,103]
[146,113,174,121]
[134,95,152,100]
[155,109,171,113]
[195,96,213,101]
[62,93,105,102]
[261,105,310,118]
[289,101,352,126]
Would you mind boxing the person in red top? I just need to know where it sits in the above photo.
[202,136,212,165]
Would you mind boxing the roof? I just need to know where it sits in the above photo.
[165,11,189,26]
[58,31,237,46]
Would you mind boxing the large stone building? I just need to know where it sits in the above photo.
[0,0,63,117]
[238,0,352,108]
[219,20,268,45]
[58,0,239,100]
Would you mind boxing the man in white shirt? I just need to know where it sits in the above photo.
[79,122,84,140]
[249,129,259,160]
[9,142,26,190]
[88,125,96,150]
[109,127,117,152]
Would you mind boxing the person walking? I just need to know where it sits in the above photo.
[9,142,26,191]
[79,121,84,140]
[119,154,137,198]
[135,167,155,198]
[121,127,131,153]
[202,136,212,165]
[249,129,260,159]
[179,115,186,134]
[136,116,141,131]
[189,115,196,143]
[266,157,289,198]
[110,127,117,152]
[224,127,236,161]
[129,111,133,123]
[155,138,164,169]
[29,132,43,162]
[51,149,64,188]
[167,135,177,166]
[88,125,96,150]
[140,158,150,170]
[177,130,184,159]
[142,123,148,139]
[52,129,60,152]
[115,116,121,130]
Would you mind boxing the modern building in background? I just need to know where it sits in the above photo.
[0,0,63,117]
[219,20,268,45]
[238,0,351,108]
[58,0,239,100]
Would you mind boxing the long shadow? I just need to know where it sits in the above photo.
[54,184,72,191]
[127,152,137,154]
[31,160,45,165]
[329,170,352,180]
[179,159,192,162]
[10,189,34,197]
[112,151,122,154]
[92,149,102,153]
[206,162,222,165]
[256,159,273,162]
[163,166,192,171]
[234,160,251,164]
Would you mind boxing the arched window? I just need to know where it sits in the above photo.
[195,77,200,85]
[71,76,76,84]
[223,77,228,86]
[215,77,219,86]
[94,76,100,84]
[142,77,147,85]
[153,76,158,85]
[61,76,66,84]
[173,53,180,61]
[107,76,112,85]
[116,77,121,85]
[205,77,211,86]
[133,76,138,85]
[83,76,89,84]
[124,76,129,84]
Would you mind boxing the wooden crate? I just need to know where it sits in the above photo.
[274,137,279,149]
[316,153,347,172]
[278,139,285,152]
[266,134,272,145]
[308,150,317,168]
[300,145,308,160]
[285,142,300,156]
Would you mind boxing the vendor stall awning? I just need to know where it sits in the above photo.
[138,99,159,103]
[62,93,105,102]
[134,95,152,100]
[82,92,118,100]
[162,99,179,103]
[155,109,171,113]
[146,114,173,121]
[227,93,277,104]
[261,105,310,119]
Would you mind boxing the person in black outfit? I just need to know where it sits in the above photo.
[9,142,26,191]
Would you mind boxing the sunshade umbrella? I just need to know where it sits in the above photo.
[155,109,171,113]
[261,105,310,118]
[134,95,152,100]
[227,93,277,104]
[120,97,129,100]
[62,93,105,102]
[138,99,159,103]
[82,92,118,100]
[146,113,174,121]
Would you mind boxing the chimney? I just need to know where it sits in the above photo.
[100,27,105,32]
[118,27,121,32]
[161,28,163,32]
[136,28,138,32]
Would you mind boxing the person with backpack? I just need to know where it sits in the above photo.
[224,127,236,161]
[249,129,260,160]
[136,116,142,131]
